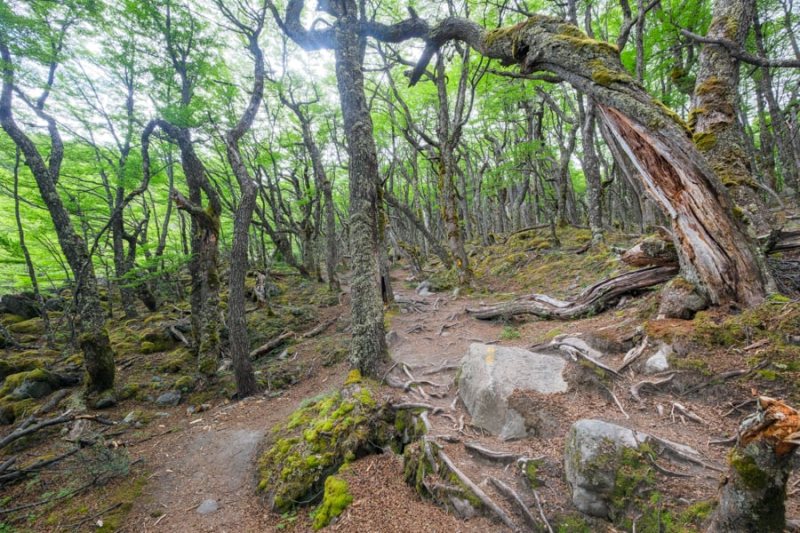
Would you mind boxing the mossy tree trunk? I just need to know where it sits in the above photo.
[434,51,472,286]
[689,0,772,234]
[0,39,115,392]
[707,397,800,533]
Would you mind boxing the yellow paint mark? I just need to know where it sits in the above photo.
[486,355,495,363]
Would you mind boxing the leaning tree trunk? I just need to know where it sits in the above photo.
[707,397,800,533]
[409,14,773,307]
[689,0,772,234]
[334,1,388,376]
[1,41,115,392]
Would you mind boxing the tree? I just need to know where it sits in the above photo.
[212,0,266,399]
[0,3,115,391]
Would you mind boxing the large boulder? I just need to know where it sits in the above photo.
[0,293,40,319]
[564,420,707,520]
[458,344,568,440]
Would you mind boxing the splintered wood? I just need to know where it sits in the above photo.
[740,396,800,456]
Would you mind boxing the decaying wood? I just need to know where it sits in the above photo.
[249,331,294,358]
[169,325,191,347]
[0,447,81,485]
[301,318,337,338]
[437,450,517,530]
[761,229,800,254]
[630,374,675,402]
[708,397,800,532]
[532,488,554,533]
[621,237,678,267]
[488,476,540,532]
[558,344,621,378]
[618,336,649,372]
[463,441,522,463]
[671,403,706,425]
[467,266,678,320]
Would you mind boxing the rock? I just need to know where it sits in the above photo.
[0,293,40,319]
[94,394,117,409]
[122,411,137,424]
[564,420,706,519]
[186,403,211,415]
[156,391,181,406]
[385,330,399,347]
[657,277,707,319]
[196,499,219,515]
[564,420,649,518]
[416,280,434,297]
[554,336,605,359]
[644,342,672,374]
[43,297,64,312]
[458,344,568,440]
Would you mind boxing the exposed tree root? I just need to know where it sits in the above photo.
[467,266,678,320]
[630,374,675,402]
[488,475,540,531]
[463,441,523,464]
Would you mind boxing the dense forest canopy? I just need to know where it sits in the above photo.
[1,0,799,385]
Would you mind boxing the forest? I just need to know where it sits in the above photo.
[1,0,800,531]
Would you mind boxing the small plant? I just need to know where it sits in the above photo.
[500,326,520,340]
[276,509,298,530]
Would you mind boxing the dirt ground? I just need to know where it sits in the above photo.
[2,263,799,532]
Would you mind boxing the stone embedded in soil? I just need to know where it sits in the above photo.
[196,499,219,515]
[458,343,568,440]
[93,395,117,409]
[156,391,181,406]
[644,342,672,374]
[12,379,52,400]
[564,420,650,518]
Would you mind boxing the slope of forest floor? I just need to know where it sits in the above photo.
[1,226,799,532]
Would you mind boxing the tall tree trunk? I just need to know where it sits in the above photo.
[333,0,388,376]
[1,42,115,392]
[581,98,605,244]
[690,0,772,234]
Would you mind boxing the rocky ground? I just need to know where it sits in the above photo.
[1,226,799,532]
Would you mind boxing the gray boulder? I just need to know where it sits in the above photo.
[0,294,39,319]
[12,379,52,400]
[564,420,705,519]
[643,342,672,374]
[458,344,568,440]
[156,391,181,406]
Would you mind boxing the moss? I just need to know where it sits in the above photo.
[95,475,148,533]
[0,368,58,397]
[344,369,361,386]
[173,376,195,392]
[0,314,26,325]
[652,98,692,136]
[312,476,353,530]
[119,383,140,401]
[687,107,705,131]
[555,513,593,533]
[7,317,44,335]
[588,59,633,87]
[523,458,543,488]
[158,348,193,373]
[258,382,403,512]
[693,131,717,151]
[729,448,769,492]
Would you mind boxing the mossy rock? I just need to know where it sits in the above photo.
[257,375,401,512]
[0,397,36,425]
[140,328,177,354]
[119,383,141,401]
[0,354,47,380]
[0,314,26,326]
[173,376,195,392]
[158,348,193,373]
[0,368,59,398]
[312,476,353,530]
[7,317,45,335]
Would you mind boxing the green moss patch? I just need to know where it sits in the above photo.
[312,476,353,530]
[257,380,403,512]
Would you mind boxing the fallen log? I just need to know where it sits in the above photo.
[467,266,679,320]
[249,331,295,359]
[620,237,678,267]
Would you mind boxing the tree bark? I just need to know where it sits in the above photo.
[332,0,388,375]
[707,397,800,533]
[689,0,773,234]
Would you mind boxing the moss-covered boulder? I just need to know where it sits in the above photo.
[158,348,193,373]
[1,368,59,399]
[0,353,48,380]
[312,476,353,530]
[140,328,177,354]
[7,317,45,336]
[257,371,401,512]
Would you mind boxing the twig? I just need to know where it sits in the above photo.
[671,403,706,424]
[646,454,694,478]
[488,476,540,531]
[0,410,75,449]
[532,488,554,533]
[0,447,81,484]
[560,345,621,378]
[34,389,70,416]
[423,364,460,376]
[64,502,122,529]
[708,436,737,446]
[301,318,337,338]
[437,451,517,530]
[464,441,522,463]
[0,480,93,515]
[601,383,630,419]
[169,325,190,346]
[249,331,294,358]
[723,399,756,417]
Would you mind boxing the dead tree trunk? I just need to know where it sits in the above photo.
[707,397,800,533]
